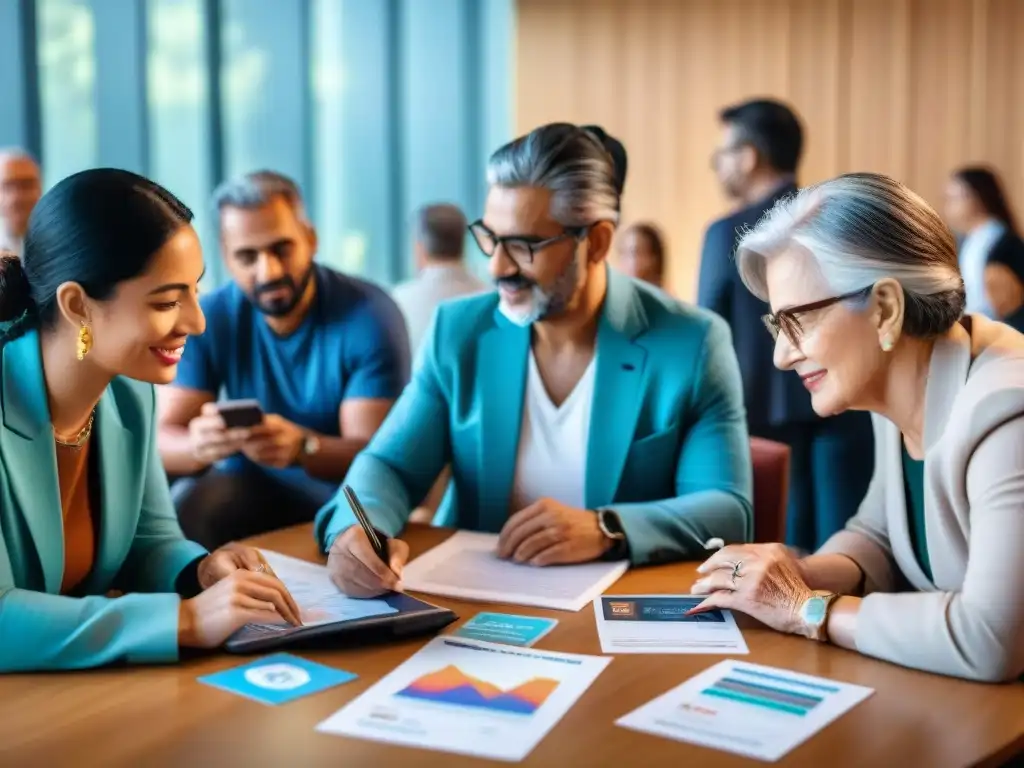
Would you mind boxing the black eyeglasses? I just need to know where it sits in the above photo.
[468,220,589,266]
[762,286,873,345]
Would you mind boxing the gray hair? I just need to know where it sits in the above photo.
[211,169,309,223]
[737,172,965,337]
[414,203,467,260]
[486,123,620,228]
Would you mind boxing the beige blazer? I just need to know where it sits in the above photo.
[818,314,1024,682]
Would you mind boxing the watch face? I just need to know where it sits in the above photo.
[599,510,625,538]
[802,596,826,625]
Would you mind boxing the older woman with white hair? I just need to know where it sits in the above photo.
[690,172,1024,682]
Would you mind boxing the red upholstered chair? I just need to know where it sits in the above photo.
[749,437,790,543]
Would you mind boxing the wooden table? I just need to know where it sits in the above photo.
[2,524,1022,767]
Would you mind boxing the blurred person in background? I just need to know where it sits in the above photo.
[392,203,486,356]
[983,249,1024,333]
[943,166,1024,320]
[0,149,42,256]
[617,222,666,289]
[158,170,410,549]
[697,98,873,553]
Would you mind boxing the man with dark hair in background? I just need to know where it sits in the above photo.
[697,98,873,552]
[392,203,486,355]
[158,170,410,548]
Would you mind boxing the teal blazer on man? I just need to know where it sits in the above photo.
[0,331,207,672]
[316,268,753,564]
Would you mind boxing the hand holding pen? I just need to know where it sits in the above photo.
[326,485,411,598]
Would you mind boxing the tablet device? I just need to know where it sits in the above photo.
[217,399,264,428]
[224,592,457,654]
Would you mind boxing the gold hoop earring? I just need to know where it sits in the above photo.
[77,322,93,361]
[880,335,894,352]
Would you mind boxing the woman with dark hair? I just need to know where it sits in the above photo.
[0,168,300,673]
[943,166,1024,322]
[618,222,666,289]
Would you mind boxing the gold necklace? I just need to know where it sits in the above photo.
[53,410,95,449]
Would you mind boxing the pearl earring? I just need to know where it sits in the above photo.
[880,336,894,352]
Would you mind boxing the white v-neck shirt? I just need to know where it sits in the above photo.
[509,351,597,513]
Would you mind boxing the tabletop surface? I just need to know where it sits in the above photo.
[1,523,1022,768]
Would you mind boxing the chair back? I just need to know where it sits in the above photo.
[749,437,790,543]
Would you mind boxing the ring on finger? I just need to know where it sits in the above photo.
[730,560,743,585]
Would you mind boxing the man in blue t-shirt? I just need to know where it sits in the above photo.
[158,170,410,549]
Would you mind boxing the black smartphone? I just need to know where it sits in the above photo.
[217,399,264,428]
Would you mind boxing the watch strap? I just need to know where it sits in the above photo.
[595,509,629,561]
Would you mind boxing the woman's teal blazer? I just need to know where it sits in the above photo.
[0,331,206,672]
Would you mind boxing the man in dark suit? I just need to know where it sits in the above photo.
[697,98,873,552]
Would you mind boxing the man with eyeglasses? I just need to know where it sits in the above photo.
[697,98,874,553]
[318,123,753,596]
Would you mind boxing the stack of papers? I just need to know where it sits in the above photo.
[400,531,628,611]
[317,636,611,761]
[617,660,873,761]
[594,595,748,654]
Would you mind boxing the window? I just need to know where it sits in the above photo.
[15,0,511,290]
[36,0,96,188]
[309,0,394,283]
[220,0,307,185]
[147,0,216,288]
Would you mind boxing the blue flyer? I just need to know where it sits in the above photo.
[452,612,559,647]
[198,653,357,705]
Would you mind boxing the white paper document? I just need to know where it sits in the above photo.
[594,595,748,654]
[617,660,874,761]
[316,636,611,762]
[250,550,397,630]
[400,531,628,611]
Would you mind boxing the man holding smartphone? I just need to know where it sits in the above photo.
[158,171,410,549]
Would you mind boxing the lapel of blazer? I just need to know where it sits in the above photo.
[889,320,974,590]
[1,332,64,593]
[585,269,648,509]
[923,320,973,451]
[477,310,530,528]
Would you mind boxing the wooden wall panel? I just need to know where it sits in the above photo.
[515,0,1024,301]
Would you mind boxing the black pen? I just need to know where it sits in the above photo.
[342,485,390,565]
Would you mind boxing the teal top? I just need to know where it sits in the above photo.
[901,445,931,581]
[0,330,208,673]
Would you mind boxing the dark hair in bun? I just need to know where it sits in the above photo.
[0,168,193,344]
[0,253,34,323]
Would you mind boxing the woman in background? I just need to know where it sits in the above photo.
[618,222,667,289]
[690,172,1024,682]
[0,168,300,673]
[943,166,1024,323]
